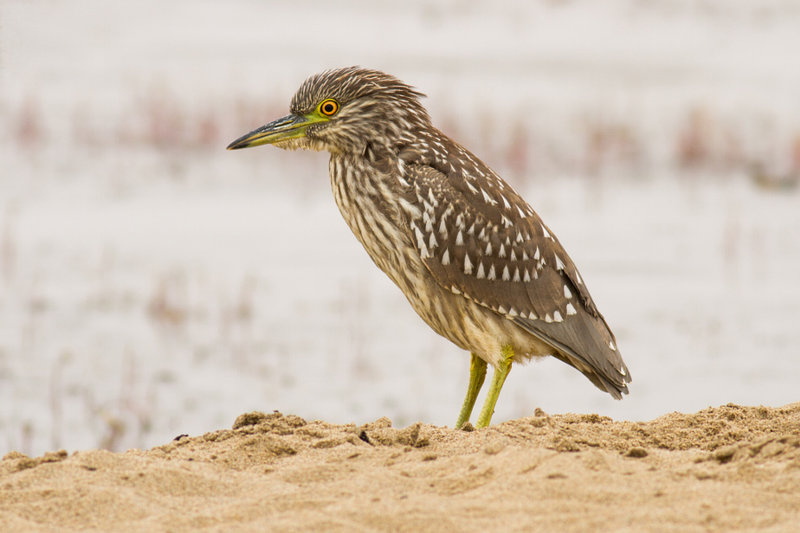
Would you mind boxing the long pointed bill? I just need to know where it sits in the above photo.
[226,113,321,150]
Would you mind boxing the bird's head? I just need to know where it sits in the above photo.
[227,67,430,155]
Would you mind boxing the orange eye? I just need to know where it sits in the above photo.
[319,99,339,116]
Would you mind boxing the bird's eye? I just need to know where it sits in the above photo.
[319,99,339,116]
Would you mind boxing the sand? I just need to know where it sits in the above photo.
[1,403,799,532]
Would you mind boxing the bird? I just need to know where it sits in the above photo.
[227,67,631,429]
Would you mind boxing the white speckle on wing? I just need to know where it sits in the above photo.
[502,265,510,281]
[555,254,566,271]
[464,253,473,275]
[456,230,464,246]
[422,210,432,229]
[553,311,563,322]
[488,264,496,280]
[566,303,577,315]
[438,217,448,236]
[563,285,572,299]
[441,248,450,265]
[427,187,437,206]
[481,188,496,205]
[476,262,485,279]
[412,222,429,257]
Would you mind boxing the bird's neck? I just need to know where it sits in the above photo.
[328,153,419,292]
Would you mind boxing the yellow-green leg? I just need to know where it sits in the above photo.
[475,345,515,428]
[455,353,487,429]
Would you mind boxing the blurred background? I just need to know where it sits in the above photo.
[1,0,799,456]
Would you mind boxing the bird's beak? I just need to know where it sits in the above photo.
[226,113,323,150]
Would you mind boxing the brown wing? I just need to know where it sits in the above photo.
[400,157,630,398]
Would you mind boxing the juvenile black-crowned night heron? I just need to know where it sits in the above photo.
[228,67,631,428]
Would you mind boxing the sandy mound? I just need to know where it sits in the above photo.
[2,403,799,532]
